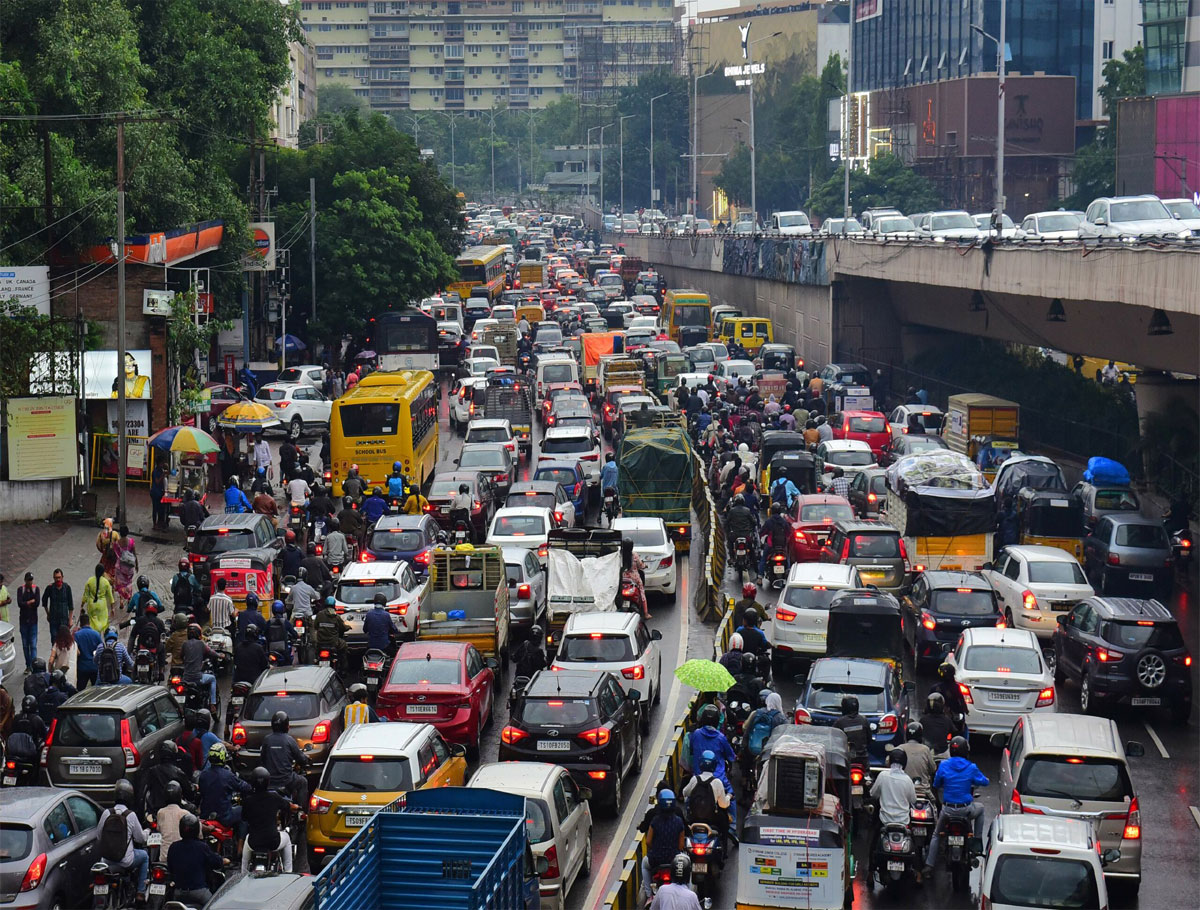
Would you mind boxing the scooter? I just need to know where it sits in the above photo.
[602,488,619,526]
[135,644,162,684]
[451,521,472,547]
[617,571,647,616]
[2,754,38,787]
[205,626,233,676]
[940,812,982,892]
[732,537,753,583]
[908,785,938,858]
[170,674,211,713]
[226,680,252,732]
[363,649,388,700]
[869,819,920,896]
[687,822,723,909]
[766,546,789,590]
[90,861,139,910]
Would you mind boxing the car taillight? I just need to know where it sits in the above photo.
[517,584,531,599]
[501,725,528,745]
[587,770,607,779]
[921,611,936,630]
[388,603,408,616]
[1021,590,1038,611]
[309,794,332,815]
[414,550,430,565]
[1036,687,1055,707]
[1122,796,1140,840]
[867,492,877,503]
[360,552,375,562]
[231,723,247,746]
[958,682,974,704]
[774,606,797,623]
[840,538,851,560]
[621,666,645,680]
[315,543,323,555]
[995,617,1007,628]
[877,713,898,735]
[898,538,909,571]
[39,719,56,768]
[537,544,548,559]
[1175,654,1192,667]
[542,843,561,880]
[274,401,288,409]
[578,727,611,746]
[311,720,331,744]
[120,718,140,769]
[1107,552,1120,565]
[19,852,46,893]
[1096,647,1125,662]
[850,767,864,785]
[794,530,807,543]
[793,707,812,724]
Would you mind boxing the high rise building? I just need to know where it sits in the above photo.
[1093,0,1143,120]
[269,40,319,148]
[298,0,678,113]
[1142,0,1200,93]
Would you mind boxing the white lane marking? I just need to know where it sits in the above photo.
[1143,721,1170,759]
[583,553,691,910]
[1190,806,1200,830]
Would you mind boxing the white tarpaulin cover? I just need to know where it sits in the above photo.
[546,548,622,614]
[887,451,986,493]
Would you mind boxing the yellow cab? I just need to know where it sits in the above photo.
[718,316,773,354]
[305,721,467,869]
[516,302,546,325]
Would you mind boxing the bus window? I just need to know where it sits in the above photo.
[338,403,399,436]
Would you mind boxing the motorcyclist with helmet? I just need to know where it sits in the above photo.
[512,625,547,681]
[386,462,408,504]
[832,694,872,764]
[724,493,758,564]
[179,488,208,531]
[361,486,390,524]
[235,623,271,682]
[180,622,219,714]
[155,779,191,857]
[314,595,349,667]
[36,669,75,727]
[449,483,474,539]
[869,749,920,871]
[322,517,350,570]
[362,593,397,655]
[288,568,319,625]
[731,584,762,632]
[261,711,311,806]
[640,789,688,905]
[6,695,46,771]
[402,485,430,515]
[757,502,792,585]
[223,476,252,514]
[97,779,149,903]
[127,575,163,620]
[337,495,366,543]
[241,766,296,873]
[235,594,267,642]
[341,464,365,503]
[167,812,226,905]
[264,599,298,664]
[280,530,304,579]
[300,541,333,590]
[895,721,938,787]
[682,749,732,859]
[688,705,739,839]
[917,692,955,758]
[129,600,168,677]
[145,742,195,818]
[250,465,271,496]
[165,612,190,668]
[650,853,702,910]
[170,558,202,615]
[252,478,279,525]
[309,483,337,527]
[931,662,970,734]
[343,683,381,726]
[922,736,989,880]
[735,607,770,664]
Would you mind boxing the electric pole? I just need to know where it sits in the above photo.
[115,115,128,527]
[309,178,317,321]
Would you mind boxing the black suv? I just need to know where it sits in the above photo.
[499,670,641,817]
[187,513,282,586]
[902,570,1002,669]
[1053,596,1192,723]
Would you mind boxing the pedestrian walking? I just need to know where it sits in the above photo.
[41,568,73,640]
[96,517,120,581]
[151,460,168,530]
[0,571,11,624]
[17,572,40,672]
[251,435,271,480]
[49,624,73,672]
[82,563,115,637]
[74,612,103,689]
[113,525,138,608]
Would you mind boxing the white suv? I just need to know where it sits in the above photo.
[611,516,677,595]
[551,611,662,729]
[1079,195,1191,241]
[465,418,516,459]
[771,563,861,666]
[539,426,602,485]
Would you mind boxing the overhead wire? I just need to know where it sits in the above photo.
[0,192,113,254]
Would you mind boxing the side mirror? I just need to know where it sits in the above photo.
[967,836,984,856]
[939,641,953,653]
[903,681,917,694]
[989,732,1009,749]
[981,561,993,571]
[578,786,593,801]
[1094,217,1107,226]
[650,629,663,641]
[1101,848,1122,866]
[450,743,467,758]
[486,658,501,672]
[626,689,641,701]
[535,855,550,876]
[1125,741,1145,758]
[1056,614,1068,626]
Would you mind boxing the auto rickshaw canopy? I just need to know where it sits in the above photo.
[826,590,905,664]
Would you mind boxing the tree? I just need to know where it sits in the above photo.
[807,153,942,218]
[318,83,367,116]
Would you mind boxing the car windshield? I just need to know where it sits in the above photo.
[336,580,401,605]
[906,411,943,431]
[674,305,710,327]
[1114,523,1168,548]
[807,683,886,713]
[536,469,577,488]
[618,525,667,547]
[961,645,1042,674]
[555,415,594,430]
[243,692,320,721]
[510,492,555,510]
[326,758,414,793]
[848,416,886,433]
[388,658,461,685]
[828,450,874,467]
[1165,200,1200,218]
[931,213,976,230]
[906,437,948,453]
[430,480,473,498]
[0,825,33,862]
[493,515,547,536]
[467,426,511,443]
[541,436,592,455]
[1110,200,1170,222]
[277,369,311,383]
[520,698,593,726]
[368,529,423,552]
[826,218,864,233]
[1026,560,1088,585]
[1039,213,1082,232]
[849,533,900,557]
[54,711,121,746]
[800,503,855,523]
[1019,756,1131,802]
[1093,489,1139,510]
[459,450,506,470]
[782,586,843,610]
[1103,621,1185,651]
[777,213,810,227]
[559,634,635,662]
[193,529,257,555]
[990,855,1099,909]
[541,364,575,383]
[877,217,916,232]
[930,589,996,616]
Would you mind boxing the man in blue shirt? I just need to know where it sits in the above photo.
[363,594,396,653]
[198,743,251,833]
[923,735,989,877]
[361,486,389,524]
[73,612,103,689]
[600,452,619,493]
[167,813,225,906]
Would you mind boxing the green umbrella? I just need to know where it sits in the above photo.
[674,658,736,692]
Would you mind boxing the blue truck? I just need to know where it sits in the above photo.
[313,787,539,910]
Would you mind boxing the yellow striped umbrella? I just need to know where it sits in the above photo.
[216,400,281,433]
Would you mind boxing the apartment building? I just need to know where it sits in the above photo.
[269,39,319,148]
[299,0,678,113]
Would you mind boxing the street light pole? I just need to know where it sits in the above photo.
[972,0,1007,229]
[489,111,497,200]
[691,69,716,220]
[619,113,635,217]
[844,0,854,222]
[587,124,603,207]
[649,91,669,210]
[745,31,780,226]
[598,122,613,212]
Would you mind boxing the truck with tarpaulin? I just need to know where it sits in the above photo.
[882,451,995,572]
[617,426,693,551]
[942,393,1020,478]
[313,787,539,910]
[544,527,623,657]
[581,333,624,390]
[419,546,511,665]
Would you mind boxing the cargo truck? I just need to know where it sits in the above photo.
[618,426,694,551]
[479,371,534,455]
[544,527,623,657]
[419,546,511,666]
[942,393,1020,479]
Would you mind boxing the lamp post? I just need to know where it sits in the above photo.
[649,91,670,210]
[971,0,1007,229]
[598,122,613,212]
[746,30,782,225]
[619,113,635,218]
[587,124,604,207]
[844,0,854,222]
[691,68,718,220]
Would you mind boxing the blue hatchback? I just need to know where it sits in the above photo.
[361,514,442,575]
[792,657,914,764]
[532,459,587,520]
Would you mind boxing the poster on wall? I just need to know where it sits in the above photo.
[855,0,883,21]
[0,266,51,315]
[96,434,148,479]
[5,397,77,481]
[30,350,153,400]
[106,400,150,438]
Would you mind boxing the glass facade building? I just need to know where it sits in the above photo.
[852,0,1096,121]
[1143,0,1190,93]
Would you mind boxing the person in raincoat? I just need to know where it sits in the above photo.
[688,703,739,838]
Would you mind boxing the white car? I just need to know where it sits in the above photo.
[465,418,516,459]
[917,210,982,242]
[771,563,861,663]
[694,341,729,363]
[450,377,487,434]
[1018,211,1084,240]
[0,619,17,680]
[771,210,813,235]
[333,561,427,644]
[611,516,677,595]
[945,626,1057,735]
[817,217,865,236]
[973,816,1113,910]
[604,302,635,328]
[871,215,918,237]
[982,545,1094,649]
[466,343,500,363]
[626,315,659,333]
[486,506,557,563]
[462,356,501,378]
[972,212,1019,238]
[551,611,663,724]
[1162,197,1200,233]
[1078,194,1191,241]
[815,439,877,479]
[276,364,326,389]
[254,382,331,439]
[492,305,517,321]
[539,426,601,485]
[886,403,944,439]
[468,762,593,910]
[437,320,464,347]
[470,318,501,343]
[713,359,756,387]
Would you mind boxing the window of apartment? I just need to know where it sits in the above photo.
[510,44,527,58]
[374,1,387,11]
[447,2,461,12]
[467,22,482,31]
[467,44,482,52]
[374,24,387,35]
[469,87,482,97]
[512,0,524,9]
[392,0,406,8]
[446,44,464,58]
[639,0,651,6]
[1102,40,1114,59]
[335,1,350,7]
[317,24,332,30]
[354,88,369,96]
[317,1,331,8]
[447,87,464,100]
[468,65,482,74]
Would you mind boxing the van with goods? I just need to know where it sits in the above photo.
[419,545,511,667]
[479,371,534,456]
[581,333,624,390]
[596,354,644,398]
[617,426,693,551]
[516,259,546,289]
[544,527,623,657]
[942,393,1021,478]
[480,323,520,367]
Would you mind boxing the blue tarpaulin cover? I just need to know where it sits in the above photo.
[1084,457,1130,487]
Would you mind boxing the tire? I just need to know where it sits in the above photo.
[1044,646,1058,677]
[579,831,593,880]
[1098,569,1111,596]
[640,698,651,734]
[288,416,303,440]
[653,668,662,706]
[632,726,644,772]
[1005,608,1015,630]
[1080,674,1103,715]
[606,766,623,818]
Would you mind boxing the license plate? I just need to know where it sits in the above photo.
[2,775,15,786]
[1051,602,1072,611]
[1129,573,1154,582]
[1131,697,1161,706]
[93,883,110,895]
[345,814,370,827]
[148,833,162,846]
[440,506,449,514]
[852,784,863,796]
[538,740,571,751]
[70,763,103,775]
[860,571,885,581]
[990,692,1022,702]
[406,705,439,714]
[802,633,826,643]
[948,836,965,846]
[150,884,167,896]
[887,861,905,872]
[693,862,708,873]
[231,696,244,706]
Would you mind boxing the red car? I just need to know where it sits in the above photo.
[832,410,891,458]
[198,383,248,430]
[375,641,498,755]
[787,494,856,564]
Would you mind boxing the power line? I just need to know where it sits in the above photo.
[0,192,112,254]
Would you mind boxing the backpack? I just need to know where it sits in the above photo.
[100,808,132,861]
[97,641,121,685]
[771,479,789,505]
[746,710,782,757]
[5,730,38,762]
[687,774,719,823]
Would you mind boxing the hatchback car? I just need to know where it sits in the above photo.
[847,467,888,519]
[885,404,944,439]
[713,359,756,388]
[43,685,185,806]
[541,384,588,426]
[1053,596,1192,722]
[820,520,908,594]
[375,641,499,753]
[973,816,1114,910]
[539,427,602,486]
[815,439,877,481]
[771,563,861,665]
[793,657,912,763]
[1070,481,1141,530]
[487,507,558,563]
[276,364,326,389]
[532,461,588,521]
[546,404,596,435]
[426,471,497,539]
[1018,210,1084,240]
[457,443,515,497]
[831,410,890,458]
[306,722,467,869]
[878,433,948,467]
[361,513,441,572]
[787,494,856,564]
[1082,514,1174,600]
[499,670,642,816]
[231,666,349,778]
[945,627,1056,735]
[504,546,548,637]
[0,788,106,910]
[983,545,1094,653]
[508,480,576,528]
[610,516,677,595]
[551,612,663,729]
[333,560,426,647]
[468,762,593,910]
[255,382,332,439]
[465,417,517,460]
[902,570,1003,669]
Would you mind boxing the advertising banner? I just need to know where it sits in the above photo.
[5,397,77,481]
[31,350,153,400]
[0,266,51,315]
[736,828,844,909]
[246,222,276,271]
[106,400,151,438]
[855,0,883,21]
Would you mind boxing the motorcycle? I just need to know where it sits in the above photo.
[687,822,722,909]
[226,680,252,732]
[202,815,239,864]
[451,521,472,547]
[316,647,339,671]
[1169,524,1193,572]
[617,571,647,616]
[145,861,169,910]
[363,649,388,700]
[723,697,754,753]
[766,545,788,590]
[849,761,869,823]
[869,821,920,895]
[2,754,38,787]
[293,617,314,665]
[170,659,215,712]
[287,506,306,543]
[908,785,938,857]
[134,645,161,684]
[940,811,982,892]
[90,861,139,910]
[205,626,233,677]
[602,488,619,526]
[732,537,753,583]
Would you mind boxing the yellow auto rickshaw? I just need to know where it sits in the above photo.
[1017,488,1086,561]
[515,303,545,325]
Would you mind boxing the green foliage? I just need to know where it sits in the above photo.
[318,84,368,116]
[165,291,232,424]
[0,300,82,399]
[807,153,942,218]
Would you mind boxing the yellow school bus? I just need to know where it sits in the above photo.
[328,370,439,495]
[663,289,712,348]
[449,244,507,302]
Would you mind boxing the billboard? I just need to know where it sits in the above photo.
[855,0,883,21]
[5,397,77,481]
[31,350,153,400]
[246,222,276,271]
[0,266,51,316]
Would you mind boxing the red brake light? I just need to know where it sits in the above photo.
[794,530,807,542]
[517,584,532,599]
[501,725,528,744]
[537,544,548,559]
[274,401,288,409]
[840,537,850,560]
[39,719,56,768]
[18,853,47,893]
[621,666,645,680]
[542,844,561,880]
[311,720,331,744]
[1107,552,1120,565]
[867,492,877,503]
[120,718,140,769]
[360,551,375,562]
[1123,796,1140,840]
[850,768,864,785]
[1036,687,1055,707]
[775,607,797,622]
[579,727,611,747]
[388,603,408,615]
[231,723,247,746]
[414,550,430,565]
[309,793,332,815]
[877,713,898,735]
[921,611,936,631]
[1097,647,1125,662]
[958,683,974,704]
[793,707,812,724]
[587,770,607,779]
[1021,590,1038,611]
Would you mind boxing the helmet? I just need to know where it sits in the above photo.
[306,541,317,556]
[529,624,543,641]
[937,662,956,680]
[770,502,784,516]
[137,575,150,591]
[926,692,946,714]
[373,486,384,497]
[373,592,387,608]
[738,442,749,453]
[949,735,970,758]
[727,632,744,651]
[250,766,271,792]
[187,623,202,640]
[159,739,180,761]
[840,695,859,716]
[271,710,290,733]
[51,670,66,689]
[325,596,336,608]
[173,612,188,630]
[906,720,923,742]
[285,529,296,544]
[742,582,757,599]
[179,558,189,571]
[229,476,240,489]
[114,779,135,807]
[272,599,286,616]
[194,709,212,732]
[731,493,745,506]
[699,750,717,773]
[105,627,118,641]
[343,495,354,508]
[244,624,259,640]
[146,603,159,616]
[349,464,359,473]
[349,683,368,701]
[740,652,758,674]
[393,461,403,473]
[459,483,470,494]
[742,607,759,628]
[21,694,37,714]
[165,780,184,805]
[179,813,200,840]
[657,788,676,808]
[888,748,908,768]
[758,687,774,707]
[246,592,260,609]
[257,466,266,477]
[326,518,339,532]
[669,853,692,886]
[699,704,720,728]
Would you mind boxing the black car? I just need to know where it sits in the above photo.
[1053,596,1192,722]
[463,298,492,331]
[902,570,1003,669]
[186,513,282,586]
[499,670,642,816]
